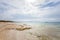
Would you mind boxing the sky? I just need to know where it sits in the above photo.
[0,0,60,22]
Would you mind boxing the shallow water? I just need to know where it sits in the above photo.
[0,22,60,40]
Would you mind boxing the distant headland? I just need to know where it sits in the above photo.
[0,20,14,22]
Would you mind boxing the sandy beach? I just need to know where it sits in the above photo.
[0,22,38,40]
[0,22,60,40]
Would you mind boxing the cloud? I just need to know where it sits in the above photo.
[40,1,60,8]
[0,0,60,22]
[34,0,60,22]
[0,0,25,20]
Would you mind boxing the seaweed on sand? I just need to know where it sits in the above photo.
[16,27,31,31]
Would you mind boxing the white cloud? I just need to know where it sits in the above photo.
[0,0,60,22]
[0,0,25,19]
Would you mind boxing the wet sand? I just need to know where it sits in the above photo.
[0,22,38,40]
[0,22,60,40]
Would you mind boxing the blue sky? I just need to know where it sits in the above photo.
[0,0,60,22]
